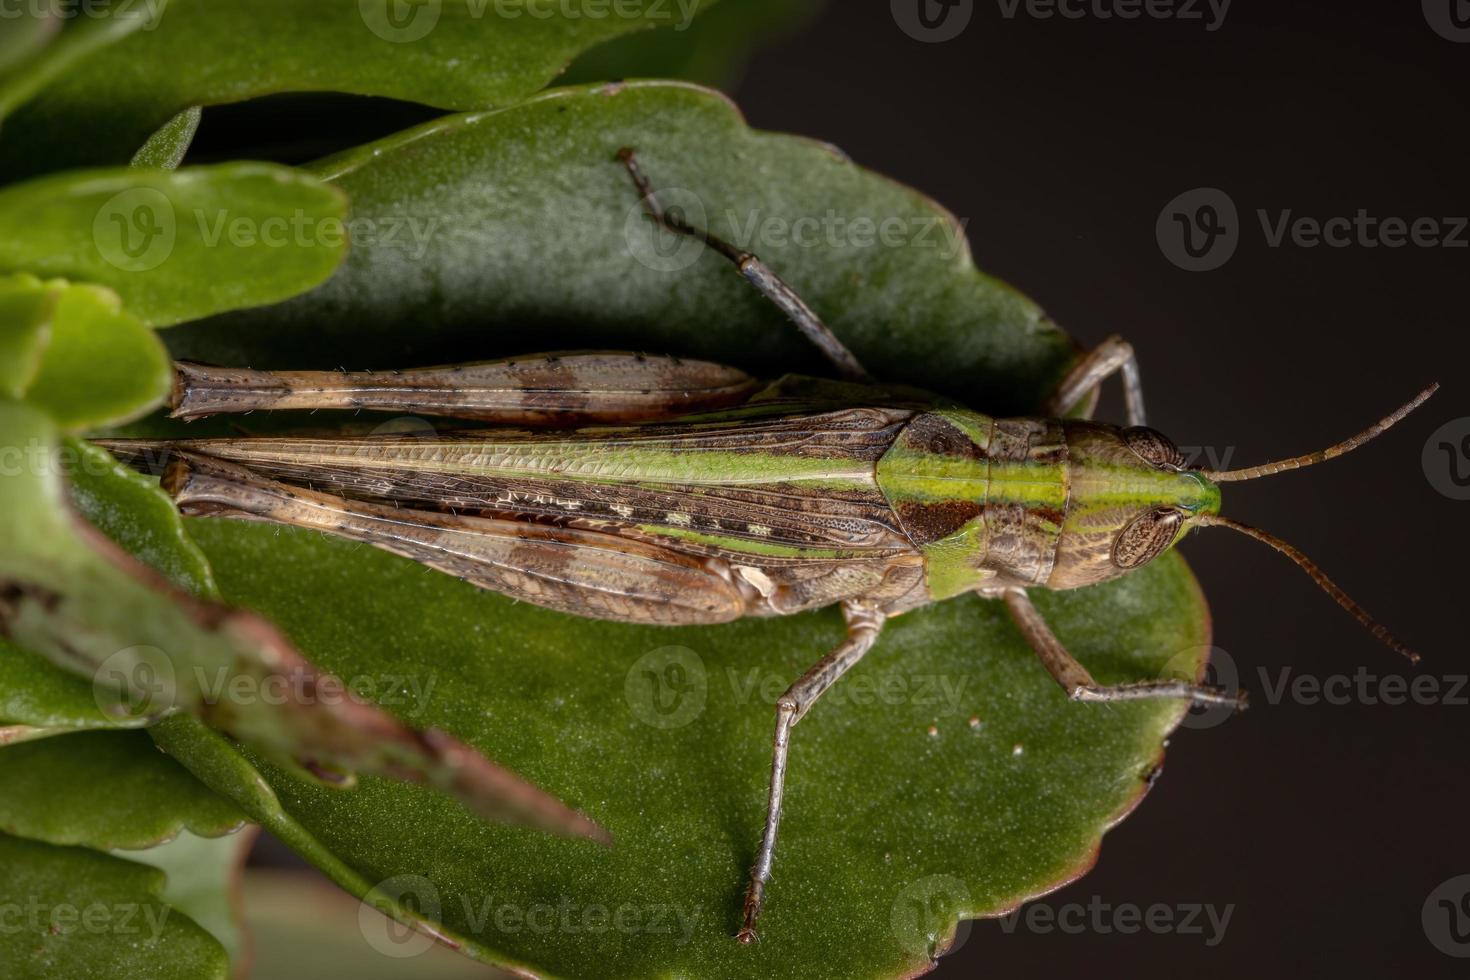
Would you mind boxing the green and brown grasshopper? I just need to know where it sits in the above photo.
[102,150,1435,942]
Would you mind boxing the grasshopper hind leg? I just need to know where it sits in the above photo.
[1002,588,1245,709]
[617,148,871,384]
[736,601,886,943]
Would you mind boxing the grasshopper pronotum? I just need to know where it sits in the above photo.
[103,150,1435,942]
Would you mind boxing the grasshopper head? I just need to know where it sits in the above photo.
[1046,421,1219,591]
[1047,385,1439,664]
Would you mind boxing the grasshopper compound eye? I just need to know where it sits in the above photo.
[1112,507,1185,569]
[1123,426,1186,469]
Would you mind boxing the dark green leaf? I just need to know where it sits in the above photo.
[0,164,348,327]
[130,108,202,171]
[22,280,172,433]
[0,0,724,179]
[0,730,243,850]
[119,829,258,971]
[173,82,1074,414]
[0,832,228,980]
[180,518,1208,978]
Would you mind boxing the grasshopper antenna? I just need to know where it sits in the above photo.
[1201,383,1438,482]
[1195,514,1420,664]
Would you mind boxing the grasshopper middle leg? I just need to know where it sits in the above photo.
[736,600,886,943]
[1002,588,1245,708]
[1046,334,1146,426]
[617,148,871,384]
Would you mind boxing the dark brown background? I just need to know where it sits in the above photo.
[730,2,1466,977]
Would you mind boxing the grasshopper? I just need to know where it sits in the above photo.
[102,150,1435,942]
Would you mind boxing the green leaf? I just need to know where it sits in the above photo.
[0,730,243,850]
[0,0,61,77]
[0,832,228,980]
[0,163,349,327]
[121,829,258,971]
[0,436,213,732]
[562,0,828,88]
[0,0,724,179]
[172,82,1073,414]
[130,108,202,171]
[181,521,1207,978]
[0,2,146,134]
[0,273,52,398]
[63,437,217,597]
[24,281,172,433]
[150,82,1210,978]
[0,639,145,732]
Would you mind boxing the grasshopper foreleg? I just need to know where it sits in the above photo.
[1045,334,1146,426]
[737,601,886,943]
[1002,588,1245,709]
[617,148,872,384]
